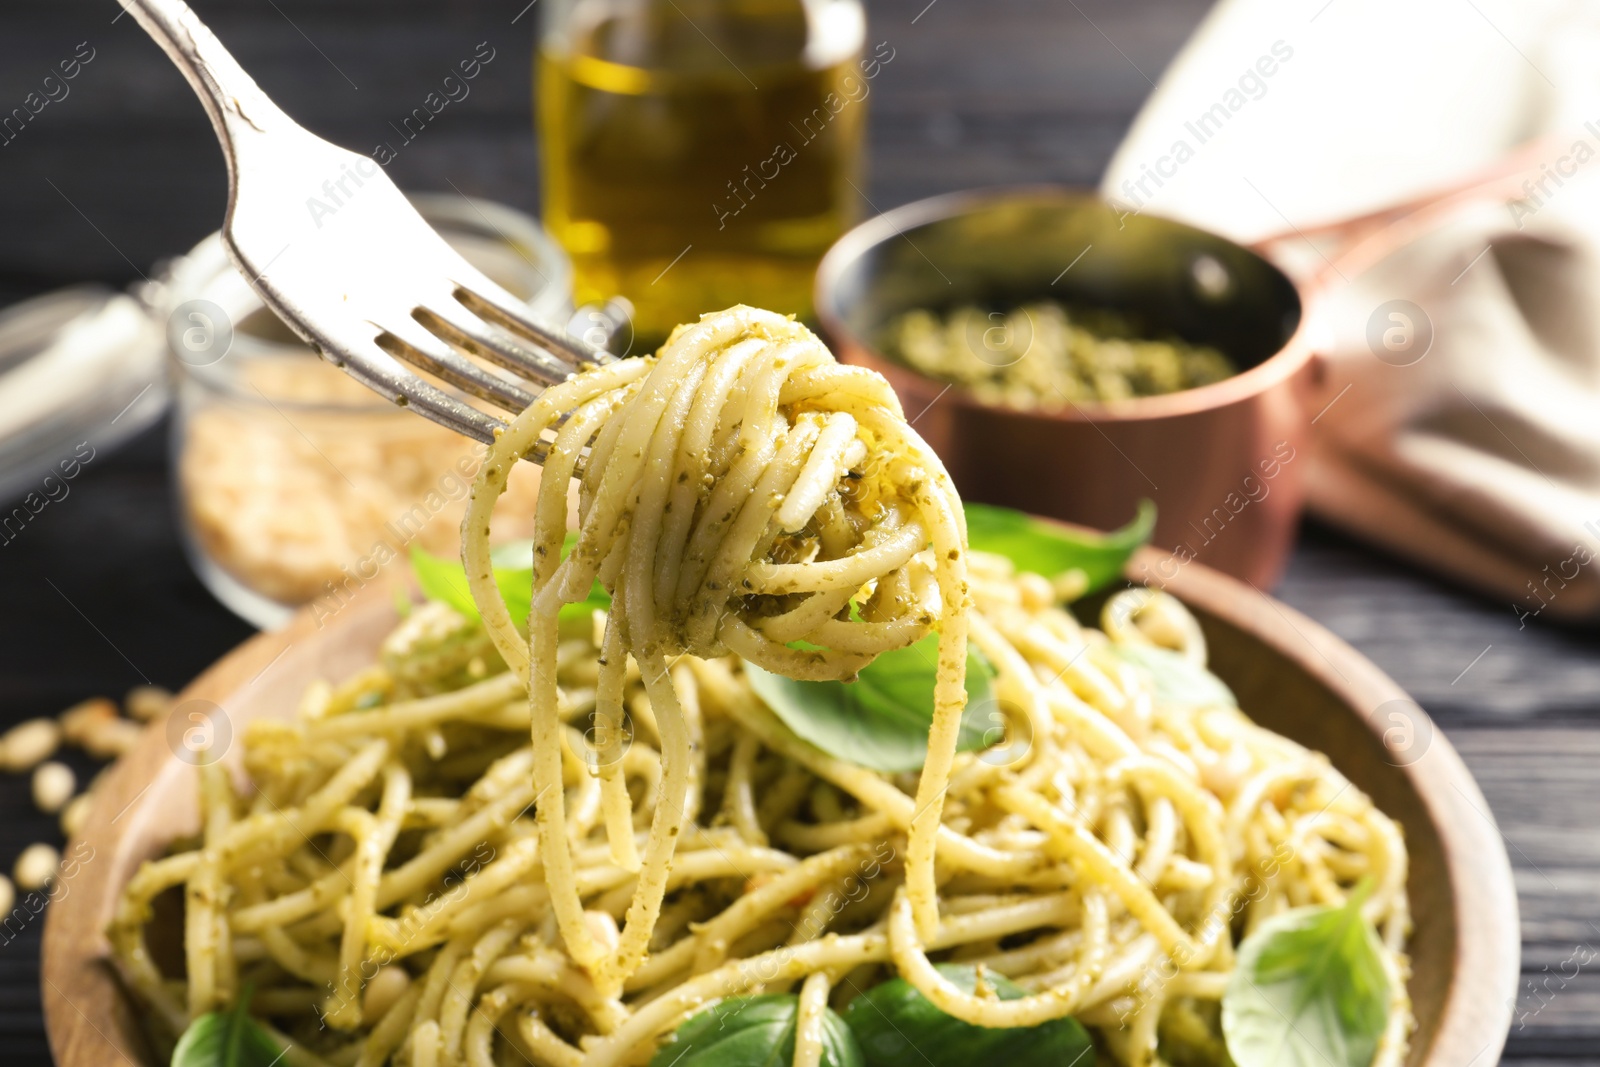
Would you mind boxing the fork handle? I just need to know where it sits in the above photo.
[116,0,292,188]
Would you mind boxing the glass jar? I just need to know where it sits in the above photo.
[164,194,573,630]
[538,0,870,347]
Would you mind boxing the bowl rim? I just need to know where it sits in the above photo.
[41,535,1518,1067]
[814,184,1319,423]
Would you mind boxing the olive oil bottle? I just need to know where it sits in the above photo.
[538,0,872,346]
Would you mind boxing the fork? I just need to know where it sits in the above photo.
[118,0,611,444]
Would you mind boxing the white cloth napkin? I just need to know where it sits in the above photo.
[1102,0,1600,620]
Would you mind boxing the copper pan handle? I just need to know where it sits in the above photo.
[1247,129,1571,288]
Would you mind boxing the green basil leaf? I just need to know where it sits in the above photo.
[1110,643,1236,708]
[410,532,609,629]
[558,582,614,629]
[410,544,523,623]
[171,988,284,1067]
[744,634,1000,773]
[842,964,1094,1067]
[489,537,546,570]
[1222,883,1391,1067]
[649,993,864,1067]
[964,499,1154,593]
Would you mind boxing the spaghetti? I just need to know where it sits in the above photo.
[110,308,1413,1067]
[460,306,968,998]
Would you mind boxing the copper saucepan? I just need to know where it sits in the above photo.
[814,139,1569,589]
[814,186,1317,588]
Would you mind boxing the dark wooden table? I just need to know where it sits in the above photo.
[0,0,1593,1062]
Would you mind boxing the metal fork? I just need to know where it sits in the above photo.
[118,0,611,444]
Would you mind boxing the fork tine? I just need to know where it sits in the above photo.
[375,324,538,414]
[123,0,587,455]
[452,284,612,367]
[414,303,575,388]
[331,339,503,443]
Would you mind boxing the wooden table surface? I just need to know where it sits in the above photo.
[0,0,1594,1063]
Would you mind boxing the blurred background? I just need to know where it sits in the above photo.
[0,0,1150,305]
[0,0,1597,1062]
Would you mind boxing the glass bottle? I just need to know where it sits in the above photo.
[538,0,870,348]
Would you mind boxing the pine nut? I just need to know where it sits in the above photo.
[583,909,620,954]
[82,718,143,760]
[59,698,117,747]
[32,762,75,814]
[124,685,174,722]
[0,875,13,916]
[361,964,412,1024]
[14,844,60,891]
[1,719,61,772]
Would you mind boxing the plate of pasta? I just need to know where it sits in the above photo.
[42,308,1515,1067]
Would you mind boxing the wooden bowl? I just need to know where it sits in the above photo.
[41,551,1518,1067]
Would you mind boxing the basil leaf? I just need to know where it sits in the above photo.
[171,988,283,1067]
[1222,883,1391,1067]
[964,499,1154,592]
[1110,643,1236,708]
[842,964,1094,1067]
[411,544,528,624]
[485,538,532,570]
[649,993,864,1067]
[410,533,610,629]
[745,634,1000,773]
